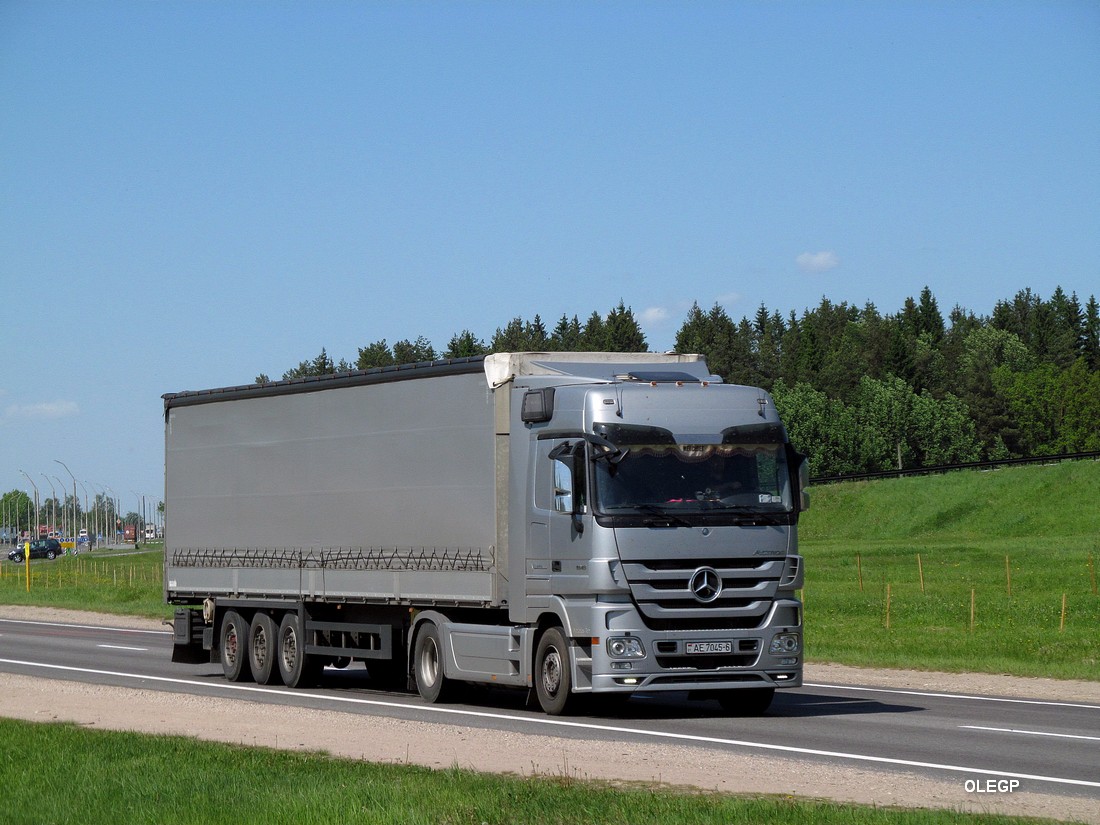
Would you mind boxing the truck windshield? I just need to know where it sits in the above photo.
[591,423,794,523]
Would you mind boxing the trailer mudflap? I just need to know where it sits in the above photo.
[170,608,210,664]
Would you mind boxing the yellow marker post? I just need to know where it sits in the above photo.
[24,541,31,592]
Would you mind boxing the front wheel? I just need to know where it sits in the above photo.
[534,627,576,715]
[413,622,455,703]
[46,550,56,560]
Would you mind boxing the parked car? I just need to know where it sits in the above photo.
[8,538,63,563]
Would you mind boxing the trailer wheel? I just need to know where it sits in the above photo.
[413,623,454,703]
[717,687,775,716]
[219,610,252,683]
[277,613,320,688]
[535,627,575,715]
[248,612,280,685]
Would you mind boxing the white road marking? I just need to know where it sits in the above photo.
[96,644,149,652]
[2,658,1098,791]
[961,725,1100,742]
[0,618,169,636]
[805,682,1100,710]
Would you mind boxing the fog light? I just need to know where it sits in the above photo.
[607,636,646,658]
[611,661,633,670]
[769,633,800,654]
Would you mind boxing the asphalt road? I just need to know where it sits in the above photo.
[1,615,1098,807]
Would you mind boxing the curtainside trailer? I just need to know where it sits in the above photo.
[165,352,808,715]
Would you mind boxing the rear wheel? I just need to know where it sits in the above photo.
[46,550,57,560]
[413,623,454,703]
[248,612,280,684]
[277,613,321,688]
[219,610,252,683]
[717,687,775,716]
[534,627,576,715]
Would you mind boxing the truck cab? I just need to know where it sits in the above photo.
[500,359,806,713]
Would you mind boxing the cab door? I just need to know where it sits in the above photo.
[546,439,592,598]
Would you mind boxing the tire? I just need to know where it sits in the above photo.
[46,550,56,560]
[219,610,252,683]
[717,687,775,716]
[12,555,24,564]
[534,627,576,715]
[277,612,320,688]
[413,623,454,703]
[248,612,280,685]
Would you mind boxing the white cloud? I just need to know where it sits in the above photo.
[715,291,742,307]
[640,306,670,325]
[3,400,80,422]
[796,251,840,273]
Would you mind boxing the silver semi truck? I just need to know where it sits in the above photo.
[165,352,808,715]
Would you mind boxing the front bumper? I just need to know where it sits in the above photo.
[582,596,803,694]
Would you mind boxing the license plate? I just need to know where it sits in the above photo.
[685,641,732,654]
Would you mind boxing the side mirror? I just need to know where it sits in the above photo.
[548,441,585,534]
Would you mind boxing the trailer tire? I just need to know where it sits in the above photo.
[219,610,252,683]
[717,687,775,716]
[277,613,320,688]
[534,627,575,716]
[413,623,454,703]
[248,612,280,685]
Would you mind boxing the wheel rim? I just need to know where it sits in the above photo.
[418,636,440,687]
[253,626,267,666]
[225,625,239,666]
[541,646,562,697]
[281,628,298,673]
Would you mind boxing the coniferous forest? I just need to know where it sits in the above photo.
[257,287,1100,478]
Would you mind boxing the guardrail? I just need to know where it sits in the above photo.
[808,450,1100,486]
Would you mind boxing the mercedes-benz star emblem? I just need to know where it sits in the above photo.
[689,567,722,603]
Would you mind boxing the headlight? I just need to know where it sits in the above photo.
[606,636,646,658]
[769,633,800,655]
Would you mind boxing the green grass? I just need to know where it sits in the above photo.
[801,461,1100,680]
[0,719,1065,825]
[0,548,168,620]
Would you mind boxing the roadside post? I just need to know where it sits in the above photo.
[24,540,30,592]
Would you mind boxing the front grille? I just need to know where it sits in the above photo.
[621,557,784,630]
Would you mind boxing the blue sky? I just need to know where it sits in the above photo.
[1,1,1097,515]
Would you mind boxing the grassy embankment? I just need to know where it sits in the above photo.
[800,460,1100,681]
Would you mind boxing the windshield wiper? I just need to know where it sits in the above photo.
[633,504,694,528]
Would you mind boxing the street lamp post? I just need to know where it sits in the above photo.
[41,474,57,536]
[51,476,67,538]
[105,486,117,544]
[55,460,79,543]
[18,470,39,541]
[78,480,90,538]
